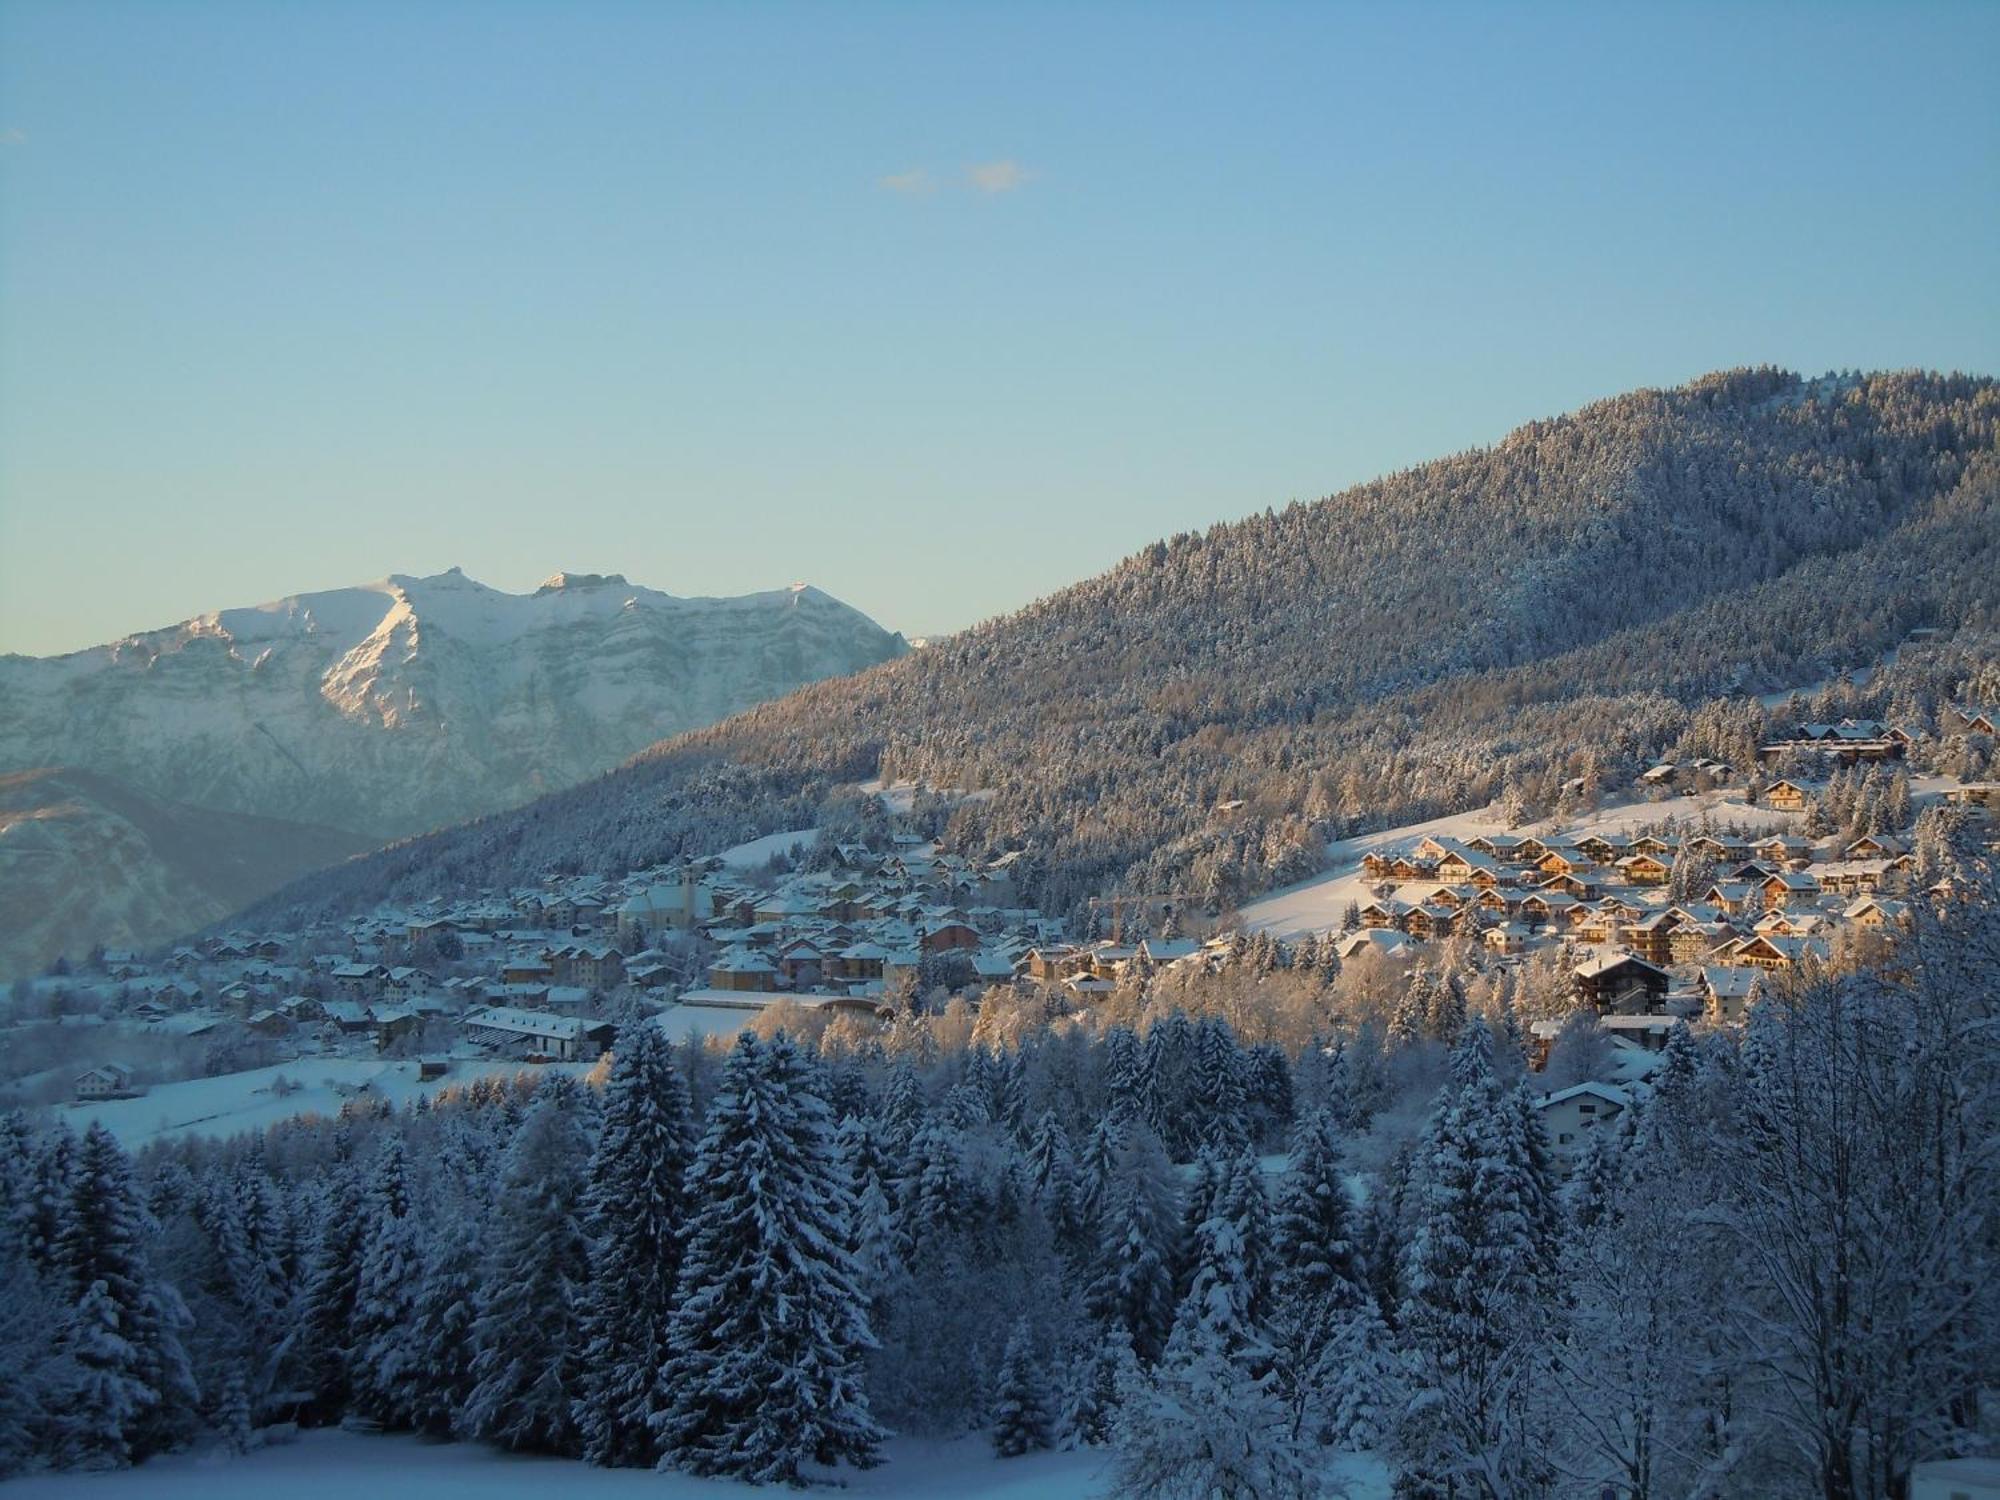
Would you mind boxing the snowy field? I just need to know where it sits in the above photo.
[3,1429,1391,1500]
[715,827,822,869]
[58,1056,588,1148]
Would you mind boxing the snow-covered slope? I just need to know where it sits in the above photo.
[0,569,907,839]
[0,766,375,978]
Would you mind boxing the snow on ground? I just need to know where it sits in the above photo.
[2,1428,1394,1500]
[1241,787,1801,942]
[715,828,821,869]
[58,1055,587,1148]
[858,779,998,816]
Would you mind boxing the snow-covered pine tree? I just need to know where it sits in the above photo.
[1060,1326,1136,1449]
[1084,1125,1180,1365]
[1393,1019,1557,1499]
[654,1033,882,1483]
[349,1136,422,1428]
[404,1206,481,1437]
[1192,1017,1249,1152]
[575,1024,694,1468]
[53,1123,197,1467]
[460,1077,593,1455]
[292,1163,366,1415]
[990,1316,1054,1457]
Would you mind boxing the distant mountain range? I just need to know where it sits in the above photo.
[240,368,1999,932]
[0,767,376,979]
[0,570,906,975]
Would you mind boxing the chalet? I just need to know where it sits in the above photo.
[1481,923,1527,955]
[246,1008,295,1038]
[321,999,376,1034]
[1946,706,1999,736]
[1816,859,1891,896]
[1615,852,1673,886]
[774,941,825,988]
[1435,849,1501,883]
[74,1064,138,1101]
[1570,910,1616,946]
[1466,833,1527,861]
[1538,848,1595,879]
[919,921,982,953]
[331,962,384,998]
[1688,833,1752,864]
[1844,896,1911,930]
[1617,910,1680,966]
[1519,891,1578,928]
[1754,835,1816,866]
[1700,967,1760,1024]
[501,959,556,987]
[1764,779,1818,813]
[1729,934,1820,972]
[1568,834,1621,865]
[1844,833,1909,860]
[1760,870,1821,908]
[835,942,892,982]
[1670,921,1733,965]
[1403,903,1460,940]
[1538,871,1599,900]
[1535,1082,1631,1159]
[707,950,779,993]
[1358,896,1414,930]
[1943,782,2000,813]
[1138,937,1202,966]
[372,1006,423,1048]
[1573,950,1669,1014]
[1336,929,1415,963]
[1639,763,1678,788]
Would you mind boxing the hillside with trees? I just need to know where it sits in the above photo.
[241,368,2000,929]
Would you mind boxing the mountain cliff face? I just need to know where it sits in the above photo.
[0,767,376,978]
[241,368,1999,931]
[0,570,908,840]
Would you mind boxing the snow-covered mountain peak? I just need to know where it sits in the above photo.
[0,569,907,841]
[536,570,631,594]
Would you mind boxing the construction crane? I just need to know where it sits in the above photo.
[1086,892,1209,946]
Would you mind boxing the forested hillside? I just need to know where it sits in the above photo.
[243,369,2000,928]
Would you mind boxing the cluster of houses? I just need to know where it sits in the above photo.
[1354,820,1927,1029]
[44,832,1118,1088]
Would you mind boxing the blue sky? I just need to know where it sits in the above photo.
[2,0,1996,654]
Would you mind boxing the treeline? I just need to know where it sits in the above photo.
[8,831,1998,1497]
[236,368,2000,934]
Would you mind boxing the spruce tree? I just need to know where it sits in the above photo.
[575,1025,695,1468]
[654,1033,882,1483]
[349,1137,422,1427]
[1085,1126,1179,1364]
[293,1165,366,1414]
[461,1077,593,1454]
[54,1124,197,1466]
[990,1316,1054,1457]
[405,1208,481,1436]
[1393,1020,1556,1498]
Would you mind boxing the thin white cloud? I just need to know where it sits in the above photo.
[0,129,26,148]
[966,159,1031,194]
[878,167,937,196]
